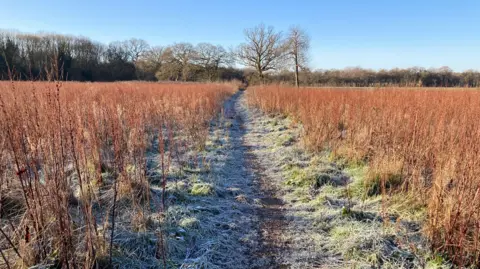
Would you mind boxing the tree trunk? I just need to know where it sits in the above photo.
[258,69,264,84]
[294,56,300,88]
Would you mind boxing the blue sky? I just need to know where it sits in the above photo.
[1,0,479,71]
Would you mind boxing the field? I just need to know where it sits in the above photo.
[0,81,236,268]
[0,82,479,268]
[248,86,480,267]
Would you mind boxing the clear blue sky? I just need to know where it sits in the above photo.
[1,0,479,71]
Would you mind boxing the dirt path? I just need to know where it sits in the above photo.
[233,93,291,268]
[218,90,290,267]
[235,91,327,268]
[233,90,337,268]
[156,90,433,269]
[245,147,289,268]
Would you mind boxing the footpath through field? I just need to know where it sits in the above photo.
[233,90,348,268]
[168,90,432,269]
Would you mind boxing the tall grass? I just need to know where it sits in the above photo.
[248,85,480,267]
[0,81,235,267]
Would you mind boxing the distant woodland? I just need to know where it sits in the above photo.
[1,29,480,87]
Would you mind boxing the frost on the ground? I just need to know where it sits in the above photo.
[105,90,446,268]
[240,92,444,269]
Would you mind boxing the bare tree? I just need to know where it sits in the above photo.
[138,46,165,70]
[195,43,232,81]
[286,26,310,87]
[124,38,150,63]
[135,46,166,80]
[170,43,196,81]
[106,41,130,62]
[236,24,284,81]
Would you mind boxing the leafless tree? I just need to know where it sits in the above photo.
[128,38,149,62]
[286,26,310,87]
[170,43,196,81]
[136,46,166,80]
[236,24,284,81]
[195,43,232,81]
[105,41,129,62]
[138,46,165,70]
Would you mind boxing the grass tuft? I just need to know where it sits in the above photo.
[190,183,214,196]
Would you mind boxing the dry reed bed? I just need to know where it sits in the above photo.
[0,81,235,268]
[247,86,480,267]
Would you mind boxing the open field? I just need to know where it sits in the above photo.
[0,81,236,268]
[1,0,480,267]
[248,86,480,267]
[0,82,478,268]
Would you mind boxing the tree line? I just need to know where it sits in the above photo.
[1,25,480,87]
[0,31,243,82]
[271,66,480,87]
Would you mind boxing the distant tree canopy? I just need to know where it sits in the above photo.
[1,29,480,87]
[274,66,480,88]
[0,30,240,82]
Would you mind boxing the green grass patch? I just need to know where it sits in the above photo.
[284,166,331,188]
[190,183,214,196]
[426,254,450,269]
[179,217,200,229]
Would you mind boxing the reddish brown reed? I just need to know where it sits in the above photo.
[247,85,480,266]
[0,81,235,267]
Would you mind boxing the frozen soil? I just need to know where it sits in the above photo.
[111,90,443,268]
